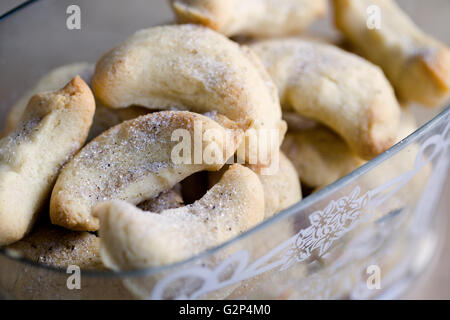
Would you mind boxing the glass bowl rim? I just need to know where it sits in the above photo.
[0,0,449,279]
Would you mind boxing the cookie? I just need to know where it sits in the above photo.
[334,0,450,107]
[92,24,286,165]
[0,77,95,245]
[170,0,327,37]
[251,38,401,159]
[93,164,265,270]
[50,111,243,231]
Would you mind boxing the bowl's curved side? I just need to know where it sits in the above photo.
[0,0,449,300]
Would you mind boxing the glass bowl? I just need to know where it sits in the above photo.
[0,0,449,300]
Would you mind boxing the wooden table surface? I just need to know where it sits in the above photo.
[1,0,449,300]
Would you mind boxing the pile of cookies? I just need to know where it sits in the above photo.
[0,0,449,281]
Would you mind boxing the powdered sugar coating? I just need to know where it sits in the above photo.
[0,77,95,245]
[251,38,401,160]
[94,164,265,270]
[92,24,286,164]
[50,111,243,231]
[171,0,327,37]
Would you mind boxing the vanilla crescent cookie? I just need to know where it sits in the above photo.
[0,77,95,245]
[4,186,184,271]
[1,63,148,140]
[92,24,286,165]
[170,0,327,37]
[4,223,103,270]
[282,108,419,189]
[93,164,265,270]
[250,38,401,160]
[333,0,450,107]
[211,153,303,219]
[282,126,366,189]
[50,111,243,231]
[249,152,302,219]
[2,63,93,136]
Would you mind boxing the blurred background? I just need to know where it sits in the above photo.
[0,0,448,299]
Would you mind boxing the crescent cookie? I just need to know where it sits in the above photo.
[247,152,302,219]
[170,0,327,37]
[282,126,366,189]
[1,63,148,140]
[333,0,450,107]
[0,77,95,245]
[93,164,265,270]
[4,223,103,270]
[282,108,419,190]
[250,38,401,160]
[92,24,286,165]
[3,186,186,272]
[50,111,243,231]
[2,63,93,136]
[208,152,302,219]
